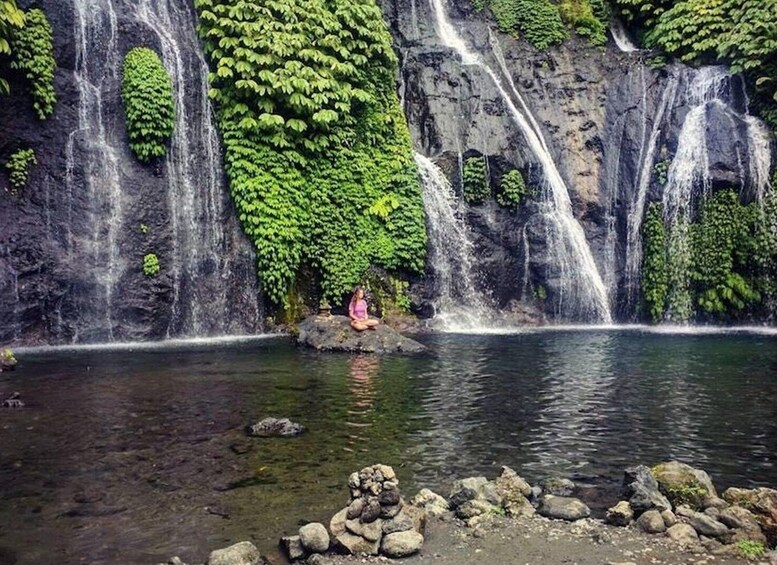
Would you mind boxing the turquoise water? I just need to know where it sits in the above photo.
[1,329,775,563]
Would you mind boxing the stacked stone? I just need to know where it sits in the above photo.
[605,461,776,557]
[329,464,425,558]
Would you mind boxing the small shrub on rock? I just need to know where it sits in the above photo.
[5,147,36,195]
[463,156,490,204]
[142,253,160,278]
[9,8,56,120]
[496,169,528,208]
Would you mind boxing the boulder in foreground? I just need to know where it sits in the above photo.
[297,315,426,354]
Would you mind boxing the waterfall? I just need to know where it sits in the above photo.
[133,0,235,337]
[415,153,494,330]
[428,0,612,322]
[610,20,639,53]
[623,71,679,310]
[661,66,773,321]
[68,0,124,342]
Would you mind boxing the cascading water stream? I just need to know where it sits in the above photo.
[415,154,494,330]
[428,0,611,322]
[133,0,234,337]
[610,20,639,53]
[68,0,123,342]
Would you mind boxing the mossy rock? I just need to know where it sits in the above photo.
[650,461,717,510]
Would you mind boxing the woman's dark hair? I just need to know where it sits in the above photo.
[350,286,364,307]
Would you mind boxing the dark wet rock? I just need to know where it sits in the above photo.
[537,495,591,521]
[298,522,329,553]
[722,487,777,545]
[448,477,488,509]
[2,392,24,408]
[651,461,717,509]
[605,501,633,527]
[382,511,415,535]
[623,465,671,515]
[636,509,666,534]
[346,498,365,520]
[380,530,424,558]
[245,417,304,438]
[539,477,576,497]
[205,505,231,519]
[296,315,426,354]
[676,505,729,539]
[208,541,262,565]
[279,535,306,561]
[361,499,382,523]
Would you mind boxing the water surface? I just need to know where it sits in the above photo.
[1,330,775,564]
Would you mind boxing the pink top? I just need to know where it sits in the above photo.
[349,299,368,320]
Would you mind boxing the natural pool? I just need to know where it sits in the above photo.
[1,328,776,564]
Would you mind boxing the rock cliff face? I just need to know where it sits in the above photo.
[383,0,771,322]
[0,0,260,345]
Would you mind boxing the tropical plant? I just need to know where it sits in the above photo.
[195,0,426,307]
[143,253,160,277]
[496,169,527,208]
[9,8,55,119]
[463,156,490,204]
[641,202,668,322]
[0,0,25,94]
[4,147,36,195]
[121,47,175,162]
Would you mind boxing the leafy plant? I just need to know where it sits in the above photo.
[196,0,426,306]
[143,253,160,277]
[121,47,175,162]
[481,0,568,50]
[534,284,547,301]
[463,156,490,204]
[496,169,527,208]
[736,540,766,560]
[663,483,709,509]
[5,147,36,195]
[559,0,607,46]
[641,202,668,322]
[9,8,55,119]
[653,159,670,185]
[139,223,149,235]
[0,0,25,94]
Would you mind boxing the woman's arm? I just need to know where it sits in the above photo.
[348,301,357,320]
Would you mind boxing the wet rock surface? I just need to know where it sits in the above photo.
[245,417,305,438]
[296,315,427,354]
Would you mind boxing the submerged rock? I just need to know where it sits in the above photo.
[296,315,426,354]
[539,477,576,497]
[2,392,24,408]
[245,417,304,437]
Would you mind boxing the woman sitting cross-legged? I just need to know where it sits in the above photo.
[348,286,379,331]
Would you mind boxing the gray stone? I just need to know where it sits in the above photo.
[651,461,717,509]
[297,316,427,354]
[334,532,379,556]
[208,541,262,565]
[537,495,591,521]
[704,506,720,518]
[403,503,427,535]
[378,488,400,506]
[722,486,777,546]
[383,511,415,535]
[374,464,396,481]
[380,531,424,558]
[539,477,576,497]
[298,522,329,553]
[636,510,666,534]
[623,465,671,514]
[448,477,488,509]
[380,502,402,519]
[686,511,729,538]
[665,523,700,547]
[495,466,532,498]
[361,499,381,523]
[279,536,306,561]
[605,501,634,527]
[345,517,383,542]
[348,473,360,489]
[346,498,365,520]
[719,506,767,544]
[456,499,494,520]
[480,481,503,506]
[661,509,677,528]
[702,496,729,510]
[245,417,304,437]
[410,488,449,517]
[329,508,347,537]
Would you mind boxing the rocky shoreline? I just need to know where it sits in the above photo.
[156,461,777,565]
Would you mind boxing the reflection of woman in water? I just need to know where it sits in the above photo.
[349,287,379,331]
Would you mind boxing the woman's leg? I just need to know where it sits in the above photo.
[365,319,379,328]
[351,320,368,331]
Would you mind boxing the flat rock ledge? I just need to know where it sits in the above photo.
[296,315,427,354]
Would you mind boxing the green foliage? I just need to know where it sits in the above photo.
[121,47,175,162]
[362,270,412,316]
[5,147,36,195]
[140,223,149,235]
[496,169,527,208]
[641,202,668,322]
[559,0,608,46]
[0,348,17,366]
[653,159,670,185]
[534,284,547,301]
[663,483,709,509]
[9,8,55,119]
[196,0,426,305]
[0,0,25,94]
[463,156,490,204]
[480,0,568,50]
[737,540,766,560]
[143,253,160,277]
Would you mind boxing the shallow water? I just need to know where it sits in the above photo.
[1,330,776,564]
